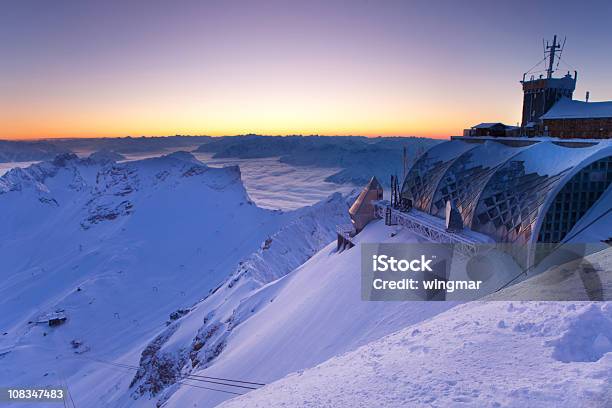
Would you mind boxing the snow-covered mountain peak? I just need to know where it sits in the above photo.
[87,149,126,164]
[51,152,80,166]
[0,151,248,208]
[159,150,202,164]
[0,151,360,408]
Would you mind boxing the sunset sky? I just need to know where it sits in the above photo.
[1,0,611,140]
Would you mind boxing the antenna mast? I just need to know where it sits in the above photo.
[546,34,561,79]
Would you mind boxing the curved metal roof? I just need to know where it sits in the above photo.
[429,141,531,226]
[400,140,476,213]
[401,138,612,244]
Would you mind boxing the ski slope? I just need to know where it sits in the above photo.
[218,247,612,408]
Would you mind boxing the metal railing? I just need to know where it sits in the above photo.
[373,201,492,257]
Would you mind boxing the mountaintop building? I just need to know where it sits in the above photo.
[464,123,520,137]
[401,137,611,246]
[345,35,611,269]
[541,99,612,139]
[465,35,612,139]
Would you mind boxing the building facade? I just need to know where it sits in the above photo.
[520,72,576,127]
[541,99,612,139]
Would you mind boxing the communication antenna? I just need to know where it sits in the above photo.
[555,36,567,71]
[545,34,562,79]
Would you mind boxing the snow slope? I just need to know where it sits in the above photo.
[120,193,353,407]
[486,247,612,302]
[162,221,456,408]
[218,245,612,408]
[220,299,612,408]
[0,152,352,407]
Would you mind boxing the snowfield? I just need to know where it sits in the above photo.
[161,221,456,408]
[0,151,354,407]
[214,243,612,408]
[219,299,612,408]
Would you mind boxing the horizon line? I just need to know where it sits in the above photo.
[2,133,456,142]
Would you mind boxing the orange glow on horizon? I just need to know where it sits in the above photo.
[1,91,513,141]
[2,132,456,141]
[4,1,561,142]
[0,123,463,141]
[0,104,478,140]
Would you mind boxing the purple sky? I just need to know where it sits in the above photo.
[1,0,611,139]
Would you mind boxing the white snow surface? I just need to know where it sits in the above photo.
[162,221,455,408]
[220,299,612,408]
[486,247,612,301]
[2,144,610,408]
[518,140,611,177]
[461,140,529,169]
[0,152,353,407]
[541,98,612,119]
[217,245,612,408]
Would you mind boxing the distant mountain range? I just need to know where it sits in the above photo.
[194,135,441,187]
[2,135,442,187]
[0,140,71,163]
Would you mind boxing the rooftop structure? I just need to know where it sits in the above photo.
[540,98,612,139]
[465,35,612,139]
[541,98,612,120]
[400,138,612,246]
[520,35,577,127]
[464,123,519,137]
